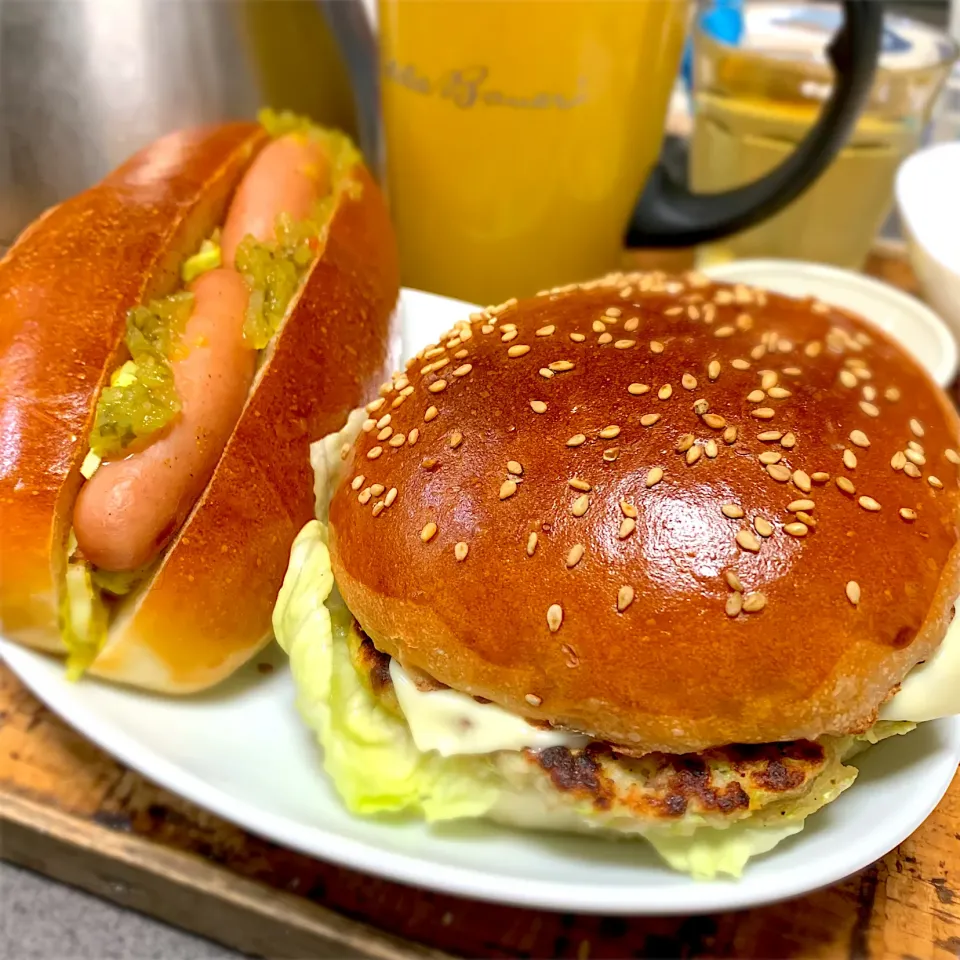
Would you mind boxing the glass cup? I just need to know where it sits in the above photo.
[691,2,958,271]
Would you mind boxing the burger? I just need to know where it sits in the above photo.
[273,271,960,878]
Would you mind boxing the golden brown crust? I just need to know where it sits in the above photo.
[0,124,267,651]
[329,273,960,753]
[92,162,399,691]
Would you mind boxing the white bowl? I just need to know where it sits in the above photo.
[896,142,960,346]
[702,258,958,387]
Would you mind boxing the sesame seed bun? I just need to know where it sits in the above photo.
[328,272,960,754]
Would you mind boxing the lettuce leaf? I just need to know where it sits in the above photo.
[273,521,499,821]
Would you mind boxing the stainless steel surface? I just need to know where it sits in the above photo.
[0,0,367,246]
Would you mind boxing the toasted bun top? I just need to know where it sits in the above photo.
[328,272,960,752]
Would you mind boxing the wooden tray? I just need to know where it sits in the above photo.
[1,249,958,960]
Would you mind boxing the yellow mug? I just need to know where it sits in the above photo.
[374,0,883,304]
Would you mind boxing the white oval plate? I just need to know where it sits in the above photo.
[2,286,959,916]
[701,259,958,387]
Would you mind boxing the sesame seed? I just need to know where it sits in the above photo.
[899,507,917,522]
[367,446,383,460]
[650,341,664,354]
[725,592,743,617]
[370,483,385,496]
[947,449,960,465]
[742,592,766,613]
[571,494,590,517]
[751,407,776,419]
[420,522,438,543]
[784,521,808,537]
[620,500,638,519]
[618,517,637,540]
[453,349,468,359]
[549,360,574,372]
[646,467,664,488]
[567,434,586,447]
[428,379,448,393]
[793,470,812,494]
[812,471,830,483]
[389,433,406,447]
[692,398,710,416]
[767,463,791,482]
[723,426,738,444]
[746,389,765,404]
[358,489,372,505]
[366,397,386,414]
[929,476,944,489]
[688,305,701,321]
[628,383,650,396]
[376,413,392,429]
[614,339,636,350]
[805,341,823,358]
[759,450,782,465]
[758,431,782,441]
[836,476,855,495]
[905,448,926,466]
[501,329,518,343]
[759,371,777,391]
[840,370,857,388]
[686,445,702,466]
[407,428,419,446]
[446,432,462,449]
[714,326,735,338]
[362,418,376,433]
[736,529,761,553]
[736,313,753,331]
[453,363,473,377]
[536,325,556,337]
[675,434,695,453]
[600,424,621,438]
[705,439,719,458]
[541,369,555,379]
[665,306,683,316]
[525,693,543,707]
[703,413,726,430]
[424,406,439,422]
[850,430,870,448]
[732,358,751,370]
[726,571,744,592]
[658,384,673,401]
[390,395,406,410]
[910,418,924,438]
[781,432,797,449]
[640,413,661,427]
[754,516,773,537]
[371,501,386,517]
[568,477,591,491]
[750,345,767,360]
[891,451,907,471]
[904,463,922,478]
[788,499,816,512]
[384,488,398,508]
[721,504,744,519]
[507,344,531,358]
[547,604,563,632]
[481,324,494,334]
[351,475,365,491]
[768,386,792,400]
[908,440,924,453]
[598,332,613,344]
[526,532,538,556]
[858,496,881,512]
[530,400,547,414]
[858,400,879,418]
[565,544,585,568]
[863,385,877,402]
[846,581,860,606]
[499,480,518,500]
[603,447,620,462]
[708,360,721,380]
[624,317,639,332]
[617,585,635,612]
[569,332,586,342]
[454,541,469,561]
[605,306,622,318]
[507,460,523,476]
[682,374,698,390]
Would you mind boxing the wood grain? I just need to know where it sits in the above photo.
[1,247,957,960]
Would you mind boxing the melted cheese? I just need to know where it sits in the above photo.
[881,609,960,723]
[389,660,590,757]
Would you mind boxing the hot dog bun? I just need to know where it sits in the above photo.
[0,123,267,652]
[0,121,399,693]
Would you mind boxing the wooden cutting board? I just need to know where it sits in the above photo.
[1,248,958,960]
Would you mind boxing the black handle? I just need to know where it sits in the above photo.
[626,0,883,248]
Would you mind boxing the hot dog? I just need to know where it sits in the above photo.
[0,111,398,691]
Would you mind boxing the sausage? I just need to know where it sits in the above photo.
[220,133,331,268]
[74,269,255,572]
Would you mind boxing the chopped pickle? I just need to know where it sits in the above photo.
[91,566,147,597]
[88,292,193,458]
[181,237,222,284]
[62,560,107,679]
